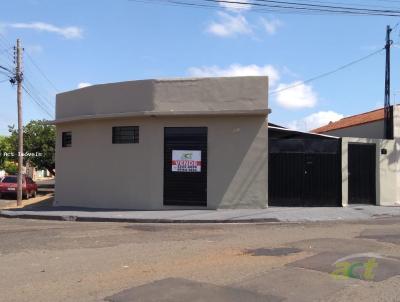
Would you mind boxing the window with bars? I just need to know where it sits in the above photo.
[112,126,139,144]
[62,132,72,147]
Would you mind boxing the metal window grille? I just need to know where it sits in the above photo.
[62,132,72,147]
[112,126,139,144]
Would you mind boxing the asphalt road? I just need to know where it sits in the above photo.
[0,217,400,301]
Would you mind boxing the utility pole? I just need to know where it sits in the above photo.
[384,25,393,139]
[15,39,23,206]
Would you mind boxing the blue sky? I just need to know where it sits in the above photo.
[0,0,400,135]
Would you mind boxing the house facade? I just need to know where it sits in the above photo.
[53,77,270,210]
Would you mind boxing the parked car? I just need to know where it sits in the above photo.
[0,175,38,199]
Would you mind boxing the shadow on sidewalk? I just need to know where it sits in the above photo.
[5,194,54,211]
[3,195,145,213]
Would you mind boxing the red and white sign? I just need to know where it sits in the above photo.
[172,150,201,172]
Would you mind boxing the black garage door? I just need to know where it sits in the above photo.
[164,127,207,206]
[269,138,341,207]
[348,143,376,205]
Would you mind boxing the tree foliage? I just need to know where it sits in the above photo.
[0,135,13,170]
[3,161,17,174]
[7,120,56,175]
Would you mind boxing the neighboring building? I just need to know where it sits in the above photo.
[268,125,342,207]
[53,77,270,210]
[311,105,400,207]
[313,107,386,138]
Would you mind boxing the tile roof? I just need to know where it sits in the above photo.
[312,107,384,133]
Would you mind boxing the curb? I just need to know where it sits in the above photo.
[0,212,282,223]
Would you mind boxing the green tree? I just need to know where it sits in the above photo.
[0,135,13,170]
[8,120,56,176]
[3,161,17,174]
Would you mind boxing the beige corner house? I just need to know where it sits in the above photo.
[53,77,270,210]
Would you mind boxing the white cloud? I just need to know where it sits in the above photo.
[260,17,282,35]
[0,23,5,35]
[275,81,318,109]
[77,82,92,89]
[207,12,252,37]
[219,0,252,11]
[288,111,344,131]
[188,64,280,86]
[9,22,83,39]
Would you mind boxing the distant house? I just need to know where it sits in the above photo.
[313,107,386,139]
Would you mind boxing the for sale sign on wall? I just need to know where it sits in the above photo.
[172,150,201,172]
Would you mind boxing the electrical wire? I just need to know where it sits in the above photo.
[269,47,385,95]
[22,85,53,118]
[0,64,13,74]
[23,78,55,111]
[132,0,400,16]
[249,0,400,14]
[25,52,59,93]
[0,34,56,119]
[206,0,400,16]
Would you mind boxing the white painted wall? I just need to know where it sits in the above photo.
[324,120,384,139]
[342,137,400,206]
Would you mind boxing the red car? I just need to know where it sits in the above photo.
[0,175,38,199]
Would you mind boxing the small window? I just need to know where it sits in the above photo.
[112,126,139,144]
[62,132,72,147]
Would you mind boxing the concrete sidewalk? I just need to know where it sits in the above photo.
[1,204,400,223]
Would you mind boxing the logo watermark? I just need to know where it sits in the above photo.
[0,151,43,157]
[330,253,397,281]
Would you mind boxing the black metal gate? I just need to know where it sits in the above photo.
[163,127,207,206]
[269,138,341,207]
[348,143,376,205]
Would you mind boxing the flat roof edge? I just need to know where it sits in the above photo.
[50,109,271,124]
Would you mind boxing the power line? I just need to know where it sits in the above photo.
[0,34,14,62]
[25,52,59,93]
[209,0,400,16]
[0,34,55,120]
[0,65,13,74]
[250,0,400,14]
[23,80,55,115]
[22,84,53,118]
[23,79,55,112]
[131,0,387,16]
[133,0,400,16]
[269,47,385,95]
[0,69,12,78]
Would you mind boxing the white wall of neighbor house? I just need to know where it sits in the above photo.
[323,105,400,139]
[341,137,400,207]
[393,105,400,139]
[323,120,384,139]
[55,115,268,210]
